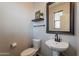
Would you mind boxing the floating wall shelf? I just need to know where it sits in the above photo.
[32,18,44,22]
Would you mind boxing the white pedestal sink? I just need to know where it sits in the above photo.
[45,39,69,56]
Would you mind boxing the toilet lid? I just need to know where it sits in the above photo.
[21,48,38,56]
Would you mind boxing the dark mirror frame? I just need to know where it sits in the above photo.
[46,2,75,35]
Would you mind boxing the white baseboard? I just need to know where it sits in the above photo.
[0,53,10,56]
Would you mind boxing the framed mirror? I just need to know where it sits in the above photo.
[46,2,74,35]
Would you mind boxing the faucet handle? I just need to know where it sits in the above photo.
[59,36,62,42]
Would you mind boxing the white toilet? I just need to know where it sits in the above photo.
[20,39,41,56]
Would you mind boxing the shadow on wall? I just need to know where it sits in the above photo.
[62,44,77,56]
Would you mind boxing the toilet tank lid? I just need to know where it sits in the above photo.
[33,39,41,41]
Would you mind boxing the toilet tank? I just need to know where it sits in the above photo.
[33,39,41,49]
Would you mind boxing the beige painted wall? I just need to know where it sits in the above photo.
[0,2,34,55]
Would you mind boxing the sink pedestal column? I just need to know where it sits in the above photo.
[52,51,60,56]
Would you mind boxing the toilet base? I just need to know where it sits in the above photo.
[52,51,60,56]
[20,48,39,56]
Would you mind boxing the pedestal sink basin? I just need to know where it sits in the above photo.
[45,39,69,56]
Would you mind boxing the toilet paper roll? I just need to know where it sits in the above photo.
[10,43,17,48]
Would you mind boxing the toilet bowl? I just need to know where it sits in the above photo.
[20,39,41,56]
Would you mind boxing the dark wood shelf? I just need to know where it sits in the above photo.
[32,18,44,22]
[33,25,45,27]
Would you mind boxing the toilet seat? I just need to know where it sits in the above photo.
[20,48,38,56]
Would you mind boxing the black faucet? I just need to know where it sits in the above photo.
[55,34,61,42]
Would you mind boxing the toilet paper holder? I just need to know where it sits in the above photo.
[10,43,17,48]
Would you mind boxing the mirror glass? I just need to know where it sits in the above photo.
[49,2,70,31]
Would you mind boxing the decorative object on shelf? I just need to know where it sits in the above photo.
[35,10,44,19]
[35,11,40,19]
[40,13,44,18]
[32,10,44,22]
